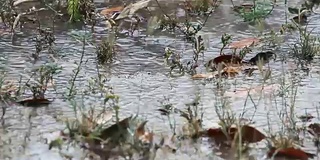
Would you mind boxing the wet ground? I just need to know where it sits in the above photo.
[1,0,320,159]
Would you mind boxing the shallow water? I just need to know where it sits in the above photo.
[1,0,320,159]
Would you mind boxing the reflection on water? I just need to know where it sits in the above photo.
[1,0,320,159]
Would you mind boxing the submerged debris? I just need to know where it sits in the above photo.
[267,147,315,160]
[16,98,52,107]
[247,51,277,65]
[298,114,314,122]
[205,54,242,71]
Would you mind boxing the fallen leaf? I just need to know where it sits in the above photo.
[206,125,265,144]
[268,147,315,160]
[17,98,52,107]
[135,121,153,144]
[212,55,242,64]
[238,125,266,143]
[100,6,124,17]
[192,73,214,79]
[220,66,240,77]
[84,116,153,158]
[98,116,132,141]
[205,54,242,71]
[206,127,237,143]
[229,37,260,49]
[115,0,151,20]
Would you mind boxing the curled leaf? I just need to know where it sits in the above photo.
[100,6,124,17]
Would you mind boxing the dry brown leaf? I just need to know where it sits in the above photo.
[192,73,214,79]
[229,37,260,49]
[206,125,266,144]
[205,54,243,71]
[212,54,242,65]
[268,147,315,160]
[135,121,154,144]
[100,6,124,17]
[220,66,240,78]
[115,0,151,20]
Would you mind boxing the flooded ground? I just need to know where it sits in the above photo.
[1,0,320,159]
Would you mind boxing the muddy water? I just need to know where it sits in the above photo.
[1,0,320,159]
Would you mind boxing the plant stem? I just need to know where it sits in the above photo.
[67,30,86,99]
